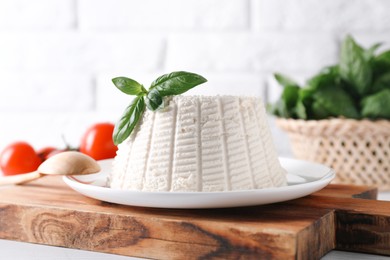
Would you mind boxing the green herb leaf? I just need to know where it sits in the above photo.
[377,50,390,63]
[271,36,390,120]
[112,71,207,145]
[373,50,390,79]
[270,85,300,118]
[364,42,382,60]
[295,100,307,119]
[372,72,390,93]
[306,65,340,90]
[311,100,333,120]
[299,88,315,101]
[270,73,301,118]
[361,89,390,119]
[282,85,300,110]
[274,73,299,88]
[313,86,360,119]
[372,59,390,80]
[113,96,145,145]
[295,88,315,119]
[112,77,147,96]
[149,71,207,96]
[339,35,372,96]
[145,88,164,111]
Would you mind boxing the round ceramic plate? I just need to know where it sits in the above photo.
[63,157,335,209]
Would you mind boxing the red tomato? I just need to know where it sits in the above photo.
[79,122,118,160]
[37,146,58,161]
[0,141,42,176]
[46,149,64,158]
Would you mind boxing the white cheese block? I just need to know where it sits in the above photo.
[109,95,287,192]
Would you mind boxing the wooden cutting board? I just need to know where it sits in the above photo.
[0,176,388,260]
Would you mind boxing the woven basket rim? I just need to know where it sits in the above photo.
[275,117,390,136]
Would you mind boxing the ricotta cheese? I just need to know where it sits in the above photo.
[109,95,287,192]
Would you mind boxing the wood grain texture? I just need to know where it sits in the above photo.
[0,176,386,259]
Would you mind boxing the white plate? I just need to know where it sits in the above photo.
[63,158,335,209]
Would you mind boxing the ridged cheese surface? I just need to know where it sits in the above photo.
[110,96,286,192]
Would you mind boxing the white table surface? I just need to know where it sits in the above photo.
[1,192,390,260]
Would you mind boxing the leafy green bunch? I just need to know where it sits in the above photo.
[269,35,390,120]
[111,71,207,145]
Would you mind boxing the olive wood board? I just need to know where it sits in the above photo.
[0,176,388,260]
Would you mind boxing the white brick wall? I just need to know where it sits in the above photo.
[0,0,389,164]
[166,33,337,73]
[253,0,390,32]
[0,32,164,72]
[0,0,76,30]
[0,72,93,112]
[78,0,249,31]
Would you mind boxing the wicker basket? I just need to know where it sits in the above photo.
[276,118,390,190]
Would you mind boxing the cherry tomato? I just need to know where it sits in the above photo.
[79,122,118,160]
[46,149,64,158]
[37,146,58,161]
[0,141,42,176]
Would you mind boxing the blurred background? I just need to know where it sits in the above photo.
[1,0,390,156]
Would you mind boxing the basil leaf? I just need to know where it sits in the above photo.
[373,50,390,79]
[113,96,145,145]
[306,65,340,90]
[372,60,390,80]
[145,88,164,111]
[372,73,390,93]
[270,73,304,118]
[299,88,315,101]
[377,50,390,63]
[149,71,207,96]
[365,42,382,60]
[313,86,360,119]
[361,89,390,119]
[270,86,299,118]
[282,85,299,110]
[295,100,307,119]
[311,100,333,120]
[295,88,315,119]
[112,77,147,96]
[274,73,299,88]
[339,35,372,96]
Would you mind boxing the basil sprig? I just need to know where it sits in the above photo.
[270,35,390,120]
[112,71,207,145]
